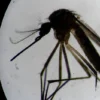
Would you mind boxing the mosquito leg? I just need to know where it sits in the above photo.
[58,43,63,87]
[46,73,92,99]
[46,47,93,100]
[46,44,71,100]
[40,41,60,100]
[46,47,94,96]
[45,81,50,100]
[47,56,92,96]
[48,43,63,100]
[46,42,99,99]
[41,67,49,100]
[66,44,99,86]
[62,44,71,79]
[40,74,43,100]
[48,45,94,83]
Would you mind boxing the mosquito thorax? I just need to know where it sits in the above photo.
[49,9,76,29]
[48,9,76,41]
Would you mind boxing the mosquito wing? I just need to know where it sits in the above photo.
[71,24,100,72]
[76,18,100,46]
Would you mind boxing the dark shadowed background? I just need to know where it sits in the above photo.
[0,0,11,99]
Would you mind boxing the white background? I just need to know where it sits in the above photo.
[0,0,100,100]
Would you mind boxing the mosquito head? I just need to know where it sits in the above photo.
[10,22,52,61]
[39,22,52,38]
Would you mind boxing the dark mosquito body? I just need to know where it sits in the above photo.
[10,9,100,100]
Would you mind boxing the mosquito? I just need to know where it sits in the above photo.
[10,9,100,100]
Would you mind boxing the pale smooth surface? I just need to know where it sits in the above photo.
[0,0,100,100]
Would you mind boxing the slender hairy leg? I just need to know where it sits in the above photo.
[47,43,63,100]
[66,44,100,84]
[46,44,71,100]
[40,41,60,100]
[46,43,99,100]
[58,44,63,87]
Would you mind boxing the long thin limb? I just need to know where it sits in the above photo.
[46,43,98,100]
[46,46,93,99]
[47,52,92,82]
[66,44,100,85]
[59,43,63,86]
[46,44,71,100]
[48,43,63,100]
[40,41,60,100]
[40,42,60,75]
[48,43,93,83]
